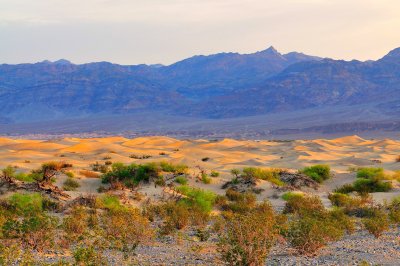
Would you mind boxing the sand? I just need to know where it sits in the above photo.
[0,135,399,206]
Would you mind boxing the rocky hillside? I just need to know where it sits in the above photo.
[0,46,399,137]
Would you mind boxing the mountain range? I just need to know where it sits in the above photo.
[0,46,399,138]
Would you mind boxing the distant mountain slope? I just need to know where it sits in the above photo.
[193,48,400,118]
[0,47,319,122]
[0,46,399,138]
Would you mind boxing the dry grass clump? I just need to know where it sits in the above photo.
[218,201,281,266]
[63,177,80,191]
[80,170,100,178]
[283,195,354,255]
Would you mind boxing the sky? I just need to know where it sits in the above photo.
[1,0,400,65]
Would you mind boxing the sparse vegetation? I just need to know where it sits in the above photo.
[63,177,80,191]
[218,201,280,266]
[80,169,101,178]
[210,170,220,177]
[301,164,331,183]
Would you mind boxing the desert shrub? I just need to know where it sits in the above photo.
[62,206,91,238]
[129,154,152,159]
[362,209,390,238]
[2,213,58,251]
[0,244,38,265]
[195,228,211,241]
[102,162,164,185]
[159,202,191,234]
[285,195,354,255]
[201,173,212,184]
[90,161,109,173]
[214,195,228,207]
[14,172,35,182]
[96,194,124,211]
[31,162,68,184]
[223,191,257,214]
[1,166,16,181]
[301,164,331,183]
[356,167,385,179]
[8,193,43,216]
[175,176,188,185]
[154,176,166,187]
[282,191,304,201]
[396,155,400,162]
[210,171,220,177]
[175,185,216,213]
[63,177,80,191]
[80,170,101,178]
[241,167,284,186]
[65,171,74,178]
[104,160,113,166]
[336,178,392,194]
[353,178,392,193]
[218,201,279,266]
[388,196,400,224]
[160,161,188,174]
[225,188,244,201]
[328,193,374,217]
[283,195,325,217]
[101,207,154,253]
[334,183,355,194]
[391,170,400,181]
[201,157,210,162]
[73,245,107,265]
[286,213,344,255]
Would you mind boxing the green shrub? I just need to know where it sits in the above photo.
[210,171,220,177]
[175,176,188,185]
[282,191,304,201]
[357,167,385,179]
[353,178,392,193]
[176,185,216,213]
[14,172,35,182]
[65,171,75,178]
[201,173,212,184]
[301,164,331,183]
[336,177,392,194]
[63,178,80,191]
[73,246,107,265]
[8,193,43,216]
[241,167,284,186]
[96,194,124,211]
[159,161,188,174]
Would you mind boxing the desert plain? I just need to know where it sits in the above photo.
[0,135,399,265]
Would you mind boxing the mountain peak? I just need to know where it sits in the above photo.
[257,46,281,56]
[53,59,72,65]
[381,47,400,60]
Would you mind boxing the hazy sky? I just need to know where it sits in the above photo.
[1,0,400,65]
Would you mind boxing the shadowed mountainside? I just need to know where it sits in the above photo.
[0,46,399,138]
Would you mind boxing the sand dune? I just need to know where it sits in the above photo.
[0,136,397,174]
[0,134,398,214]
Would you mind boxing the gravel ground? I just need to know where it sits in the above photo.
[131,227,400,266]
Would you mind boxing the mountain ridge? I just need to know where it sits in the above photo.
[0,46,399,137]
